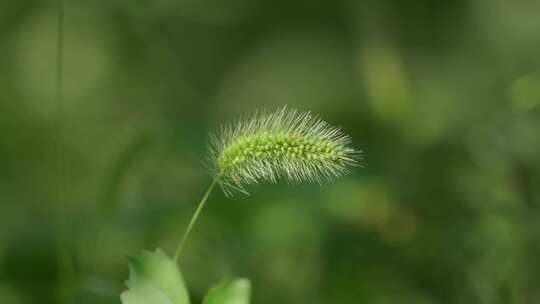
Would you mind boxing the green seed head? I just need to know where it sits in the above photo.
[209,107,361,195]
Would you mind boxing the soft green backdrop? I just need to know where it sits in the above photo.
[1,0,540,303]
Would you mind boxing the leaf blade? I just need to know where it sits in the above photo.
[203,278,251,304]
[121,248,190,304]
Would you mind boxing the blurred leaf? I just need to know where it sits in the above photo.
[203,279,251,304]
[121,248,190,304]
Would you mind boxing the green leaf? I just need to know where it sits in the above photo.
[121,248,190,304]
[203,278,251,304]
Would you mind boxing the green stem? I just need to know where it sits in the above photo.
[174,178,219,262]
[55,0,74,301]
[55,0,65,218]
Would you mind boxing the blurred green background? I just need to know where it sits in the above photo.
[2,0,540,303]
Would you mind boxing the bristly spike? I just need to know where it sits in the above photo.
[209,106,362,195]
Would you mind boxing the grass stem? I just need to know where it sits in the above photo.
[174,178,219,262]
[55,0,75,301]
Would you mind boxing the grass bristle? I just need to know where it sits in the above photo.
[209,107,362,195]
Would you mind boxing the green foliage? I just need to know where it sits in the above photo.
[121,249,250,304]
[202,279,251,304]
[121,249,190,304]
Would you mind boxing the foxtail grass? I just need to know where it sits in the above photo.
[174,107,361,261]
